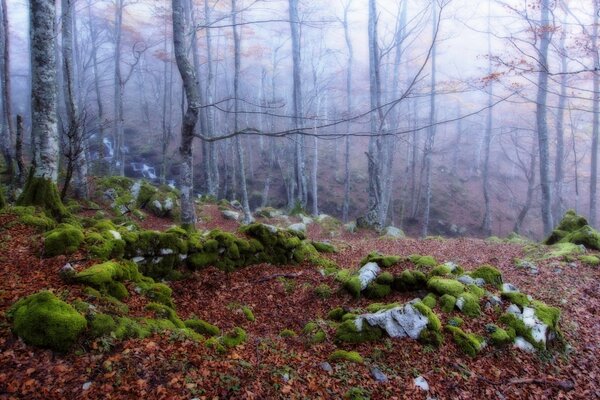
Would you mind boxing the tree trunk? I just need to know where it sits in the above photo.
[172,0,199,230]
[204,0,219,197]
[514,143,537,234]
[113,0,125,176]
[536,0,553,235]
[341,0,353,222]
[0,0,14,183]
[15,115,25,185]
[482,3,493,236]
[17,0,66,218]
[590,2,599,226]
[554,24,568,223]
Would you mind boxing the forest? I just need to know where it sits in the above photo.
[0,0,599,398]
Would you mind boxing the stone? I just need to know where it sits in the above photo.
[222,210,240,221]
[458,275,475,285]
[414,376,429,391]
[474,278,486,287]
[131,181,141,199]
[357,262,381,290]
[344,221,357,233]
[443,261,459,272]
[382,226,404,238]
[108,230,121,240]
[300,215,313,225]
[370,367,388,382]
[514,337,535,352]
[502,283,519,293]
[230,200,242,210]
[132,256,145,264]
[288,223,306,234]
[59,263,76,282]
[82,382,92,391]
[357,303,428,339]
[486,294,502,307]
[320,362,333,372]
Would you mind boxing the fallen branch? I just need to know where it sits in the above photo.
[256,273,302,283]
[508,378,575,391]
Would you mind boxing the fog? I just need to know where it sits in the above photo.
[1,0,599,239]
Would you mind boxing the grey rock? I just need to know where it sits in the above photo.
[414,376,429,391]
[382,226,405,238]
[320,362,333,372]
[82,382,92,391]
[457,275,475,285]
[230,200,242,210]
[222,210,240,221]
[358,303,428,339]
[59,263,76,281]
[370,367,388,382]
[357,262,381,290]
[474,278,486,287]
[502,283,519,293]
[288,223,306,233]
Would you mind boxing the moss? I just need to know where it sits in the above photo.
[303,321,326,343]
[222,327,247,347]
[279,329,297,337]
[393,270,428,291]
[375,272,394,285]
[413,302,442,332]
[364,282,391,299]
[440,294,457,313]
[359,252,402,268]
[19,213,56,231]
[409,254,437,269]
[335,269,352,283]
[107,281,129,300]
[365,302,400,313]
[336,319,383,343]
[8,291,87,352]
[344,276,362,298]
[470,265,502,287]
[113,317,148,340]
[136,181,158,208]
[487,324,512,346]
[532,300,560,329]
[545,211,600,251]
[466,284,485,299]
[75,261,137,288]
[145,303,184,328]
[312,241,336,253]
[430,264,453,277]
[17,175,68,219]
[448,316,463,327]
[142,283,174,308]
[314,284,332,299]
[328,307,346,321]
[242,306,255,322]
[184,318,220,336]
[0,186,5,209]
[501,291,530,308]
[457,293,481,317]
[44,224,84,256]
[344,387,370,400]
[90,313,117,338]
[205,337,226,353]
[446,325,485,357]
[427,277,465,297]
[328,350,363,364]
[579,255,600,266]
[422,293,437,309]
[187,252,218,269]
[293,242,319,263]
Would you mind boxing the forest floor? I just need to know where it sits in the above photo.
[0,204,599,399]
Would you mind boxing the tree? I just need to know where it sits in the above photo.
[481,0,493,236]
[340,0,353,222]
[0,0,15,184]
[172,0,198,230]
[590,0,599,227]
[17,0,66,218]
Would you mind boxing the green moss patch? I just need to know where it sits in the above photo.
[579,255,600,266]
[336,319,383,343]
[359,252,402,268]
[470,265,502,287]
[409,254,438,269]
[427,277,465,297]
[8,291,87,352]
[184,318,220,336]
[446,325,485,357]
[545,210,600,251]
[328,350,363,364]
[44,224,84,257]
[393,270,427,292]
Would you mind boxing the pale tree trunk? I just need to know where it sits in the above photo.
[113,0,124,176]
[341,0,353,222]
[482,3,493,236]
[172,0,198,229]
[160,21,172,185]
[590,1,599,226]
[232,0,252,223]
[61,0,89,199]
[204,0,219,197]
[18,0,66,218]
[536,0,553,235]
[421,3,437,238]
[514,142,537,234]
[553,24,568,222]
[288,0,306,208]
[15,115,25,185]
[0,0,14,183]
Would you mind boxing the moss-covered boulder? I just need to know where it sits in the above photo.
[393,270,428,292]
[470,265,502,287]
[359,252,402,268]
[44,224,85,256]
[8,291,87,352]
[427,277,465,297]
[446,325,485,357]
[545,210,600,250]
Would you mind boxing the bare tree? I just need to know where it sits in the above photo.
[0,0,14,183]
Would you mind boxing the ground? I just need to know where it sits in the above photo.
[0,204,599,399]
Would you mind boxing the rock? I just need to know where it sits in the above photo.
[382,226,405,238]
[486,294,502,307]
[474,278,486,287]
[443,261,459,272]
[230,200,242,210]
[514,337,535,352]
[414,376,429,391]
[132,256,145,264]
[370,367,388,383]
[131,180,141,199]
[502,283,519,293]
[316,214,331,222]
[506,304,521,315]
[59,263,76,282]
[288,223,306,233]
[300,215,313,225]
[82,382,92,391]
[222,210,240,221]
[357,303,428,339]
[357,262,381,290]
[108,230,121,240]
[320,362,333,372]
[458,275,475,285]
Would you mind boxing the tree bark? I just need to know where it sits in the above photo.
[590,1,599,226]
[172,0,199,229]
[0,0,14,183]
[341,0,353,223]
[482,2,493,236]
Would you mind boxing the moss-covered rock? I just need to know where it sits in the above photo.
[89,313,117,338]
[336,319,383,343]
[184,318,220,336]
[279,329,297,337]
[580,255,600,266]
[486,324,512,346]
[344,276,362,298]
[430,264,453,277]
[440,294,457,313]
[409,254,437,269]
[413,302,443,346]
[446,325,485,357]
[359,252,402,268]
[44,224,84,256]
[312,241,336,253]
[328,307,346,321]
[456,293,481,317]
[8,291,87,352]
[392,270,427,292]
[17,176,68,219]
[470,265,502,287]
[328,350,363,363]
[364,282,392,299]
[545,210,600,251]
[422,293,437,309]
[501,291,530,308]
[222,327,247,347]
[427,277,465,297]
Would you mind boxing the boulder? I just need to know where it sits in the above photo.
[357,262,381,290]
[288,223,307,234]
[356,303,428,339]
[222,210,240,221]
[382,226,405,238]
